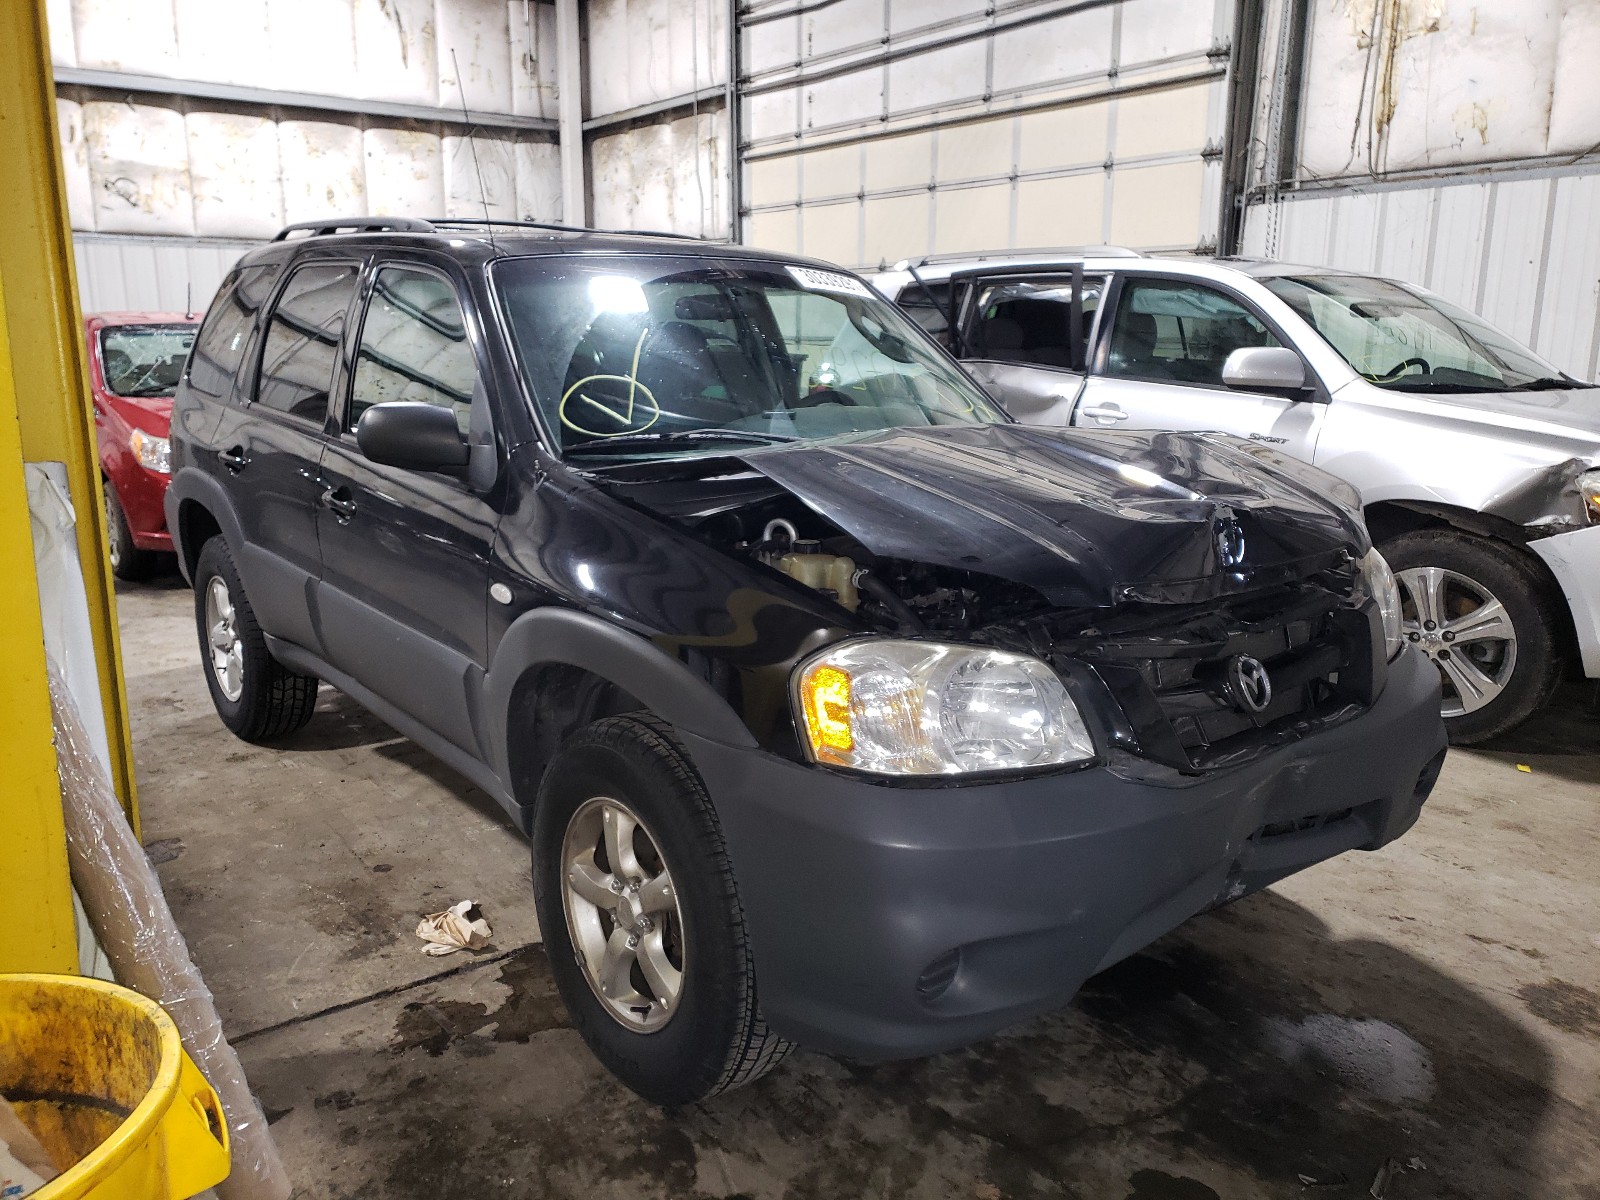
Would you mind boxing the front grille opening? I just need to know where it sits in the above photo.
[916,947,962,1006]
[1254,806,1358,841]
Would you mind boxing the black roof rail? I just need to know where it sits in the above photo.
[271,217,437,241]
[611,228,701,241]
[426,217,594,235]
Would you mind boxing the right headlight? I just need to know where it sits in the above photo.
[1577,466,1600,523]
[1354,547,1404,661]
[793,639,1094,776]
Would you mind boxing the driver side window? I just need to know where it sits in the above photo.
[1106,279,1279,387]
[349,266,479,434]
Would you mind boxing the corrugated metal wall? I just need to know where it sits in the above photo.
[737,0,1238,269]
[73,233,260,315]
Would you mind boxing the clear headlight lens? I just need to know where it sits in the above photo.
[1577,466,1600,523]
[1354,547,1404,661]
[129,429,170,474]
[794,640,1094,776]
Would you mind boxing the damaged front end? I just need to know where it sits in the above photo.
[596,424,1397,776]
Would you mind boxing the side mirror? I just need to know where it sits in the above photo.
[1221,346,1307,393]
[355,402,469,472]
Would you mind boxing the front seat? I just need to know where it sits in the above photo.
[1109,311,1164,377]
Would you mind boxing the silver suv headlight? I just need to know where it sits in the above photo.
[1354,547,1404,661]
[793,640,1094,776]
[1577,466,1600,523]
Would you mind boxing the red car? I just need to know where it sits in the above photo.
[89,311,200,579]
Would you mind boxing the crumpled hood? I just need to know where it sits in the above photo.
[739,424,1368,608]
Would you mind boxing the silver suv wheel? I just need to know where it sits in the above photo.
[1395,565,1518,717]
[204,575,245,702]
[561,794,686,1033]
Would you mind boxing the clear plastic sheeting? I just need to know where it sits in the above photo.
[48,663,291,1200]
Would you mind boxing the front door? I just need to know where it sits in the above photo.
[314,262,500,756]
[958,273,1104,427]
[1073,276,1325,462]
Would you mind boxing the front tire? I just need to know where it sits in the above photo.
[104,480,157,582]
[532,714,792,1104]
[1381,529,1564,744]
[192,537,319,741]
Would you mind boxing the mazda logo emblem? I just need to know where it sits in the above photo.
[1227,655,1273,714]
[1217,518,1246,569]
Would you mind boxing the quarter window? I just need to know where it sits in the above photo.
[190,263,280,402]
[1106,279,1280,386]
[255,262,360,423]
[349,267,479,432]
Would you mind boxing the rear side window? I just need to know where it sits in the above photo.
[256,262,360,423]
[897,281,954,347]
[189,263,280,401]
[349,266,478,432]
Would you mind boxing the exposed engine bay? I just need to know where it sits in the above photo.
[690,493,1054,636]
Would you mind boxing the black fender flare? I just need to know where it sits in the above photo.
[165,468,248,583]
[481,607,759,788]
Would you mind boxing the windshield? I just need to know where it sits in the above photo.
[492,256,1006,458]
[1263,274,1575,393]
[99,325,197,398]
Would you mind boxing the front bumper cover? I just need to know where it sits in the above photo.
[680,647,1446,1060]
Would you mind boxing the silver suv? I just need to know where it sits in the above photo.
[872,251,1600,742]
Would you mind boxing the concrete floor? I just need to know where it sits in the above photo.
[117,574,1600,1200]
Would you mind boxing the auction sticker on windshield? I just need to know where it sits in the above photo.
[788,266,872,298]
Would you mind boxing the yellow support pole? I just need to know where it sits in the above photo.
[0,0,140,828]
[0,272,78,975]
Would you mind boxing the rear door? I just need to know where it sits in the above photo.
[207,258,360,653]
[1072,274,1325,461]
[314,260,500,756]
[953,272,1105,427]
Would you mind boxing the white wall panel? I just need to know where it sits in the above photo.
[186,113,284,239]
[1478,179,1553,347]
[1548,0,1600,156]
[444,133,518,220]
[83,101,194,236]
[587,0,726,119]
[173,0,268,86]
[353,0,437,106]
[269,0,359,97]
[507,0,558,119]
[57,99,95,232]
[438,0,513,114]
[47,0,77,65]
[72,0,177,73]
[513,139,562,221]
[990,8,1116,93]
[278,121,367,225]
[363,128,445,216]
[591,112,728,238]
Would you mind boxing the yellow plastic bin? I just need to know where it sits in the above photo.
[0,974,229,1200]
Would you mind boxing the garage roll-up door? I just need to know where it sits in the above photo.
[738,0,1238,269]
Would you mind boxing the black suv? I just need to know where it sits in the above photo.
[168,217,1448,1103]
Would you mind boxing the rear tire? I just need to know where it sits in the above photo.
[532,714,793,1104]
[192,537,319,741]
[104,481,157,582]
[1380,529,1564,744]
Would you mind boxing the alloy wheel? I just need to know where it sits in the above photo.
[1395,565,1518,718]
[560,795,686,1033]
[204,575,244,702]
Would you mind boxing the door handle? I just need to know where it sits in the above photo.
[1078,403,1128,422]
[320,486,357,521]
[218,446,250,472]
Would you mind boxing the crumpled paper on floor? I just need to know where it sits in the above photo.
[415,900,492,956]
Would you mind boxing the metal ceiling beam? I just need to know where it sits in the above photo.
[581,86,725,134]
[53,66,559,134]
[556,0,586,225]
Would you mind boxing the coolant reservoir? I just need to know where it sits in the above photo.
[778,549,859,611]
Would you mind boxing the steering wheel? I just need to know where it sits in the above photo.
[791,385,860,408]
[1372,356,1431,381]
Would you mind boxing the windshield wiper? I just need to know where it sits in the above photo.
[1507,376,1581,392]
[119,384,178,398]
[566,429,799,455]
